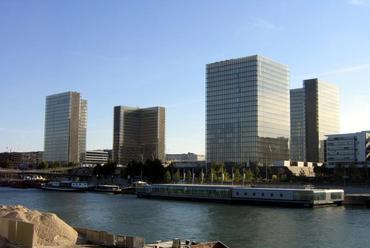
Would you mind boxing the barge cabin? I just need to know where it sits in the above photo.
[136,184,344,207]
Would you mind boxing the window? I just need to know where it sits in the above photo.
[253,192,256,196]
[270,193,274,197]
[280,194,283,197]
[331,192,342,200]
[261,193,264,197]
[244,192,247,196]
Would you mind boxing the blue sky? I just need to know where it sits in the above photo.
[1,0,370,154]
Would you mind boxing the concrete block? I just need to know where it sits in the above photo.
[115,235,144,248]
[0,218,35,248]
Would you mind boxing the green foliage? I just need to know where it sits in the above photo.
[67,162,77,167]
[38,161,49,169]
[93,162,117,177]
[245,168,255,182]
[173,169,181,182]
[0,159,11,168]
[280,173,288,182]
[48,161,61,168]
[233,166,242,183]
[124,159,166,183]
[164,170,172,183]
[210,162,226,182]
[186,170,192,182]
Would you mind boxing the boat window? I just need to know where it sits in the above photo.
[280,194,283,197]
[236,192,239,196]
[331,192,342,200]
[314,192,326,201]
[244,192,247,196]
[270,193,274,197]
[261,193,264,197]
[252,192,256,196]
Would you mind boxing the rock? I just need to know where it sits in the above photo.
[0,205,78,247]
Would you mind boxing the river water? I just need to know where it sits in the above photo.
[1,187,370,248]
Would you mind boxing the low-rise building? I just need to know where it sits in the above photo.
[326,131,370,168]
[165,153,205,162]
[84,150,109,165]
[0,151,43,169]
[273,160,322,177]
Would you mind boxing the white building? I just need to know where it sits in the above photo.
[84,150,109,165]
[165,153,205,162]
[326,131,370,167]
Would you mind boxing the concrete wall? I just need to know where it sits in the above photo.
[75,227,144,248]
[0,218,35,247]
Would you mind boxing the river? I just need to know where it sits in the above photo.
[1,187,370,248]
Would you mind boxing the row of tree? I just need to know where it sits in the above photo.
[90,161,293,184]
[314,164,370,183]
[38,161,79,169]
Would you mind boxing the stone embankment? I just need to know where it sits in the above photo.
[0,205,226,248]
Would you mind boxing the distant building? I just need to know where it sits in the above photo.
[170,161,207,174]
[290,79,340,163]
[43,91,87,164]
[113,106,165,165]
[206,55,290,165]
[165,153,205,162]
[0,151,43,168]
[84,150,109,165]
[272,160,322,177]
[103,149,113,161]
[326,131,370,167]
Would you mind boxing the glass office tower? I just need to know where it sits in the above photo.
[43,92,87,163]
[206,55,290,165]
[113,106,165,165]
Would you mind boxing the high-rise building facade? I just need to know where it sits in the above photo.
[290,88,306,162]
[43,92,87,163]
[290,79,340,163]
[113,106,165,165]
[206,55,290,165]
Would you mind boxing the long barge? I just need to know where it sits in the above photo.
[136,184,344,207]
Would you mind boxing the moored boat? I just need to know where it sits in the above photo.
[41,181,89,192]
[136,184,344,207]
[93,184,122,193]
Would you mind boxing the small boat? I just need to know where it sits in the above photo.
[93,184,122,193]
[41,181,89,192]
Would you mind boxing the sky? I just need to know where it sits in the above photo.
[1,0,370,154]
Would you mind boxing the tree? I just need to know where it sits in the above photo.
[173,169,180,182]
[67,162,76,167]
[49,161,61,168]
[233,166,242,183]
[186,170,192,183]
[38,161,48,170]
[245,169,254,183]
[164,170,172,183]
[0,159,11,169]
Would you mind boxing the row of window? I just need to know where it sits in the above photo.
[235,191,285,198]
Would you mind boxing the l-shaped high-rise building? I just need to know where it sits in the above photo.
[113,106,165,165]
[206,55,290,165]
[290,79,340,163]
[43,91,87,164]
